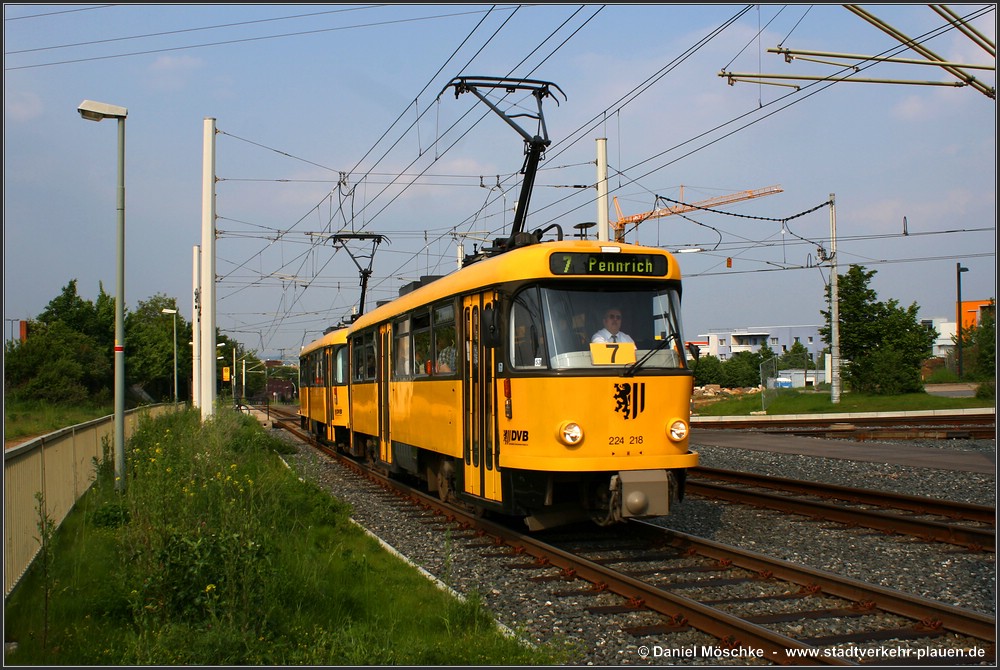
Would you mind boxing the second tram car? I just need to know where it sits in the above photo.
[301,238,699,529]
[299,327,351,451]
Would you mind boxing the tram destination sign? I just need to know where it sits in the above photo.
[549,252,668,277]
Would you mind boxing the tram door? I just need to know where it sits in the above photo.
[324,346,334,439]
[462,293,501,502]
[378,324,393,465]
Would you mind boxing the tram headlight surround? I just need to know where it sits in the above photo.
[666,418,689,442]
[557,421,584,446]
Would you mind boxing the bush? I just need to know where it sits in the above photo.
[5,407,555,666]
[845,348,923,395]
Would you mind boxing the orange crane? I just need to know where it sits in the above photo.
[611,184,783,242]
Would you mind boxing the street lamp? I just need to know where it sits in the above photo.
[956,263,969,379]
[79,99,128,491]
[161,308,178,402]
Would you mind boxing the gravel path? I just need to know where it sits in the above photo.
[278,432,995,665]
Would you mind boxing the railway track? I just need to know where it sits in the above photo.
[532,521,995,666]
[692,411,996,440]
[263,407,995,665]
[687,467,996,552]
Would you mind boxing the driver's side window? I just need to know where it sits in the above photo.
[510,290,544,368]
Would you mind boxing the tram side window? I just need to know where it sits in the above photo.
[352,336,365,382]
[364,332,377,380]
[351,333,377,381]
[412,309,432,376]
[303,351,322,388]
[432,302,457,375]
[334,346,348,385]
[393,317,411,380]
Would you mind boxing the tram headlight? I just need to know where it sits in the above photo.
[666,419,689,442]
[557,421,584,446]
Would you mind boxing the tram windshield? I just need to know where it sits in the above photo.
[509,284,688,371]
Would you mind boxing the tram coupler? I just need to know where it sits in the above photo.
[615,470,671,518]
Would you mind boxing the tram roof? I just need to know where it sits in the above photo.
[349,239,679,332]
[300,326,348,357]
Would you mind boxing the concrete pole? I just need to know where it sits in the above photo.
[192,245,201,407]
[200,118,217,419]
[829,193,841,404]
[596,138,609,242]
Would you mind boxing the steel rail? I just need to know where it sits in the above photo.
[630,522,997,643]
[691,411,995,432]
[687,479,995,552]
[691,467,996,523]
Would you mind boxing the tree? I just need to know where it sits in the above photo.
[779,340,812,369]
[720,350,762,388]
[5,282,194,406]
[961,301,996,398]
[125,294,193,402]
[971,304,995,381]
[820,265,935,394]
[691,354,724,386]
[6,282,117,404]
[4,321,111,404]
[37,280,114,351]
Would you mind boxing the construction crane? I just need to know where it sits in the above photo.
[611,184,783,243]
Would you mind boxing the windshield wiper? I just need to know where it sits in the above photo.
[622,333,678,377]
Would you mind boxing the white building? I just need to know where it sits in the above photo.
[922,317,956,359]
[700,325,823,362]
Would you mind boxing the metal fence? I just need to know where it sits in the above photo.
[759,356,780,412]
[759,354,818,412]
[4,404,177,598]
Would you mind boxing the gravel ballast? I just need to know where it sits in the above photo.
[278,431,995,665]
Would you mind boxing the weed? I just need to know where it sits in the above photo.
[4,408,559,665]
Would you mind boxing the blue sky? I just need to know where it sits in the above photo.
[4,4,996,362]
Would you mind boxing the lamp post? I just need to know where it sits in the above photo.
[78,99,128,491]
[956,263,969,379]
[161,308,178,402]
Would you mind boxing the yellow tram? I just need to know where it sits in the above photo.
[298,327,351,451]
[305,237,699,529]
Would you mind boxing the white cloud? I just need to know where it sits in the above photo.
[890,94,931,121]
[3,90,43,122]
[146,55,204,91]
[149,54,203,73]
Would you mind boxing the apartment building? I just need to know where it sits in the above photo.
[699,324,823,362]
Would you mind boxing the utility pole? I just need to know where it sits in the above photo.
[829,193,841,404]
[200,117,217,420]
[192,245,201,407]
[956,262,969,379]
[5,318,19,342]
[596,138,609,241]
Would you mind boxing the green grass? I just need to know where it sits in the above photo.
[4,408,565,665]
[3,399,114,442]
[695,387,995,416]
